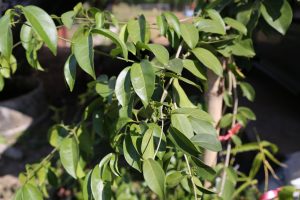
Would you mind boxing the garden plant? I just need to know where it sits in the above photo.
[0,0,295,199]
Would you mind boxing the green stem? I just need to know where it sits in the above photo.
[184,154,198,200]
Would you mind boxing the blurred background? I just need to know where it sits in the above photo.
[0,0,300,199]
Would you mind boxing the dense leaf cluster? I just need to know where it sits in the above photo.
[0,0,294,199]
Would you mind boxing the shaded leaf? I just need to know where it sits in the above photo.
[239,82,255,101]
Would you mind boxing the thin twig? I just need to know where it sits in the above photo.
[153,42,183,158]
[184,154,198,200]
[219,69,238,196]
[94,49,135,63]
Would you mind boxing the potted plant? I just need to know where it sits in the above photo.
[0,0,295,199]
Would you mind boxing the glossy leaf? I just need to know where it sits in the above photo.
[61,11,75,29]
[59,137,79,179]
[171,114,194,138]
[64,54,77,91]
[224,17,247,35]
[48,125,68,148]
[156,15,168,36]
[238,107,256,120]
[206,9,226,34]
[14,183,43,200]
[22,6,58,55]
[239,81,255,101]
[92,28,128,60]
[143,158,166,200]
[91,165,111,200]
[195,18,225,35]
[147,44,169,65]
[115,67,131,106]
[123,134,141,171]
[192,48,223,76]
[168,127,200,157]
[172,108,213,123]
[72,28,95,79]
[166,58,184,75]
[0,14,13,60]
[261,0,292,35]
[180,23,199,49]
[166,171,185,188]
[127,15,150,44]
[191,133,222,152]
[182,59,206,80]
[82,171,93,200]
[172,79,196,108]
[163,12,181,36]
[130,60,155,106]
[141,127,155,159]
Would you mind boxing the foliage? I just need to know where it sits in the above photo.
[0,0,293,199]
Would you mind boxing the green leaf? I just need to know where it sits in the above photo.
[130,60,155,106]
[14,183,43,200]
[64,54,77,91]
[180,23,199,49]
[95,75,116,98]
[59,137,79,179]
[166,58,184,75]
[168,127,200,157]
[230,39,255,58]
[147,44,169,65]
[91,165,112,200]
[191,133,222,152]
[156,15,168,36]
[182,59,206,80]
[261,0,292,35]
[238,107,256,120]
[61,11,75,29]
[163,12,181,36]
[239,82,255,101]
[206,9,226,33]
[172,108,213,123]
[219,113,233,128]
[92,28,128,60]
[48,125,68,148]
[0,75,4,92]
[224,17,247,35]
[82,171,93,200]
[72,28,95,79]
[123,134,141,172]
[166,171,185,188]
[115,67,131,106]
[228,141,278,154]
[279,186,296,200]
[195,18,226,35]
[143,158,166,200]
[22,6,58,55]
[141,126,155,159]
[95,12,104,29]
[189,117,216,135]
[249,153,263,178]
[171,114,194,138]
[0,14,13,60]
[192,48,223,76]
[172,78,196,108]
[127,15,150,44]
